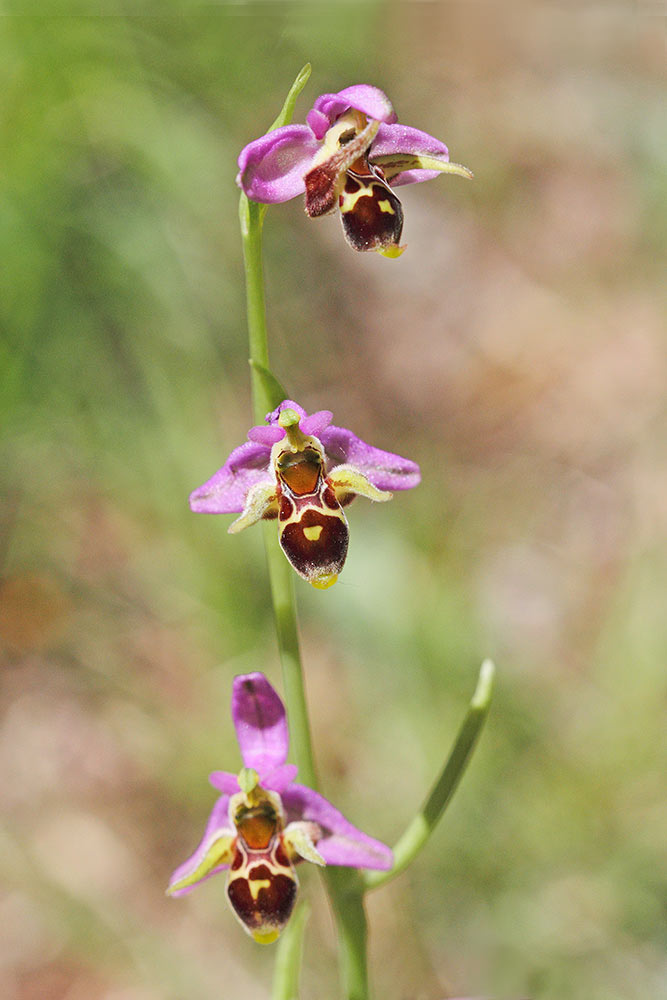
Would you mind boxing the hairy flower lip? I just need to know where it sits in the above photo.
[167,673,393,921]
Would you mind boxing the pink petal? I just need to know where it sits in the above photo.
[168,795,233,897]
[266,399,309,426]
[262,763,299,794]
[307,85,397,139]
[371,122,450,186]
[209,770,240,794]
[282,784,393,870]
[247,425,285,446]
[300,409,333,437]
[319,424,420,492]
[236,125,321,204]
[232,673,289,774]
[189,440,272,514]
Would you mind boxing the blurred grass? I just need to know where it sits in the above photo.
[1,5,665,1000]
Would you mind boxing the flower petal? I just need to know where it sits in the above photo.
[232,673,289,774]
[247,425,285,446]
[282,784,393,870]
[319,424,420,492]
[236,124,321,204]
[266,399,308,426]
[167,795,234,896]
[299,408,333,436]
[189,441,272,514]
[283,821,325,866]
[260,400,332,445]
[328,464,392,503]
[262,763,299,794]
[371,122,450,186]
[227,480,279,534]
[209,770,240,794]
[307,85,396,140]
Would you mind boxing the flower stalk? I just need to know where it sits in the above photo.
[239,67,373,999]
[240,194,318,791]
[272,903,310,1000]
[240,195,273,420]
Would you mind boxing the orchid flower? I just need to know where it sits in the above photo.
[190,399,420,589]
[237,83,472,256]
[167,672,392,944]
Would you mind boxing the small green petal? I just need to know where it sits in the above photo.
[228,482,279,534]
[284,822,326,866]
[328,464,392,502]
[374,153,474,182]
[167,835,235,895]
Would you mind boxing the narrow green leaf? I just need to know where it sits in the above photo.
[268,63,312,133]
[249,359,289,412]
[364,660,495,891]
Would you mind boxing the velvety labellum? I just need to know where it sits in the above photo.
[275,449,349,582]
[339,165,404,253]
[227,835,298,943]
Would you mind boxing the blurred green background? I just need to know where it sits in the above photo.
[1,4,665,999]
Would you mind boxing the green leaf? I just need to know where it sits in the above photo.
[268,63,312,133]
[249,359,289,412]
[364,659,495,891]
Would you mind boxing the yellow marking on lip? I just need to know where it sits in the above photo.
[340,183,376,212]
[303,525,323,541]
[248,877,271,901]
[378,199,394,214]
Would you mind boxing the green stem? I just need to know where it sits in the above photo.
[238,66,370,995]
[272,903,310,1000]
[323,868,369,1000]
[240,195,273,419]
[262,521,318,788]
[364,660,495,891]
[240,189,317,790]
[241,194,370,996]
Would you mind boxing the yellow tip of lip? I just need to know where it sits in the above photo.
[252,928,281,945]
[310,573,338,590]
[376,244,406,259]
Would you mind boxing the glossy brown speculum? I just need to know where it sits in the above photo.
[235,802,280,851]
[276,446,323,497]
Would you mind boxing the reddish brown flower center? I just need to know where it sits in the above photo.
[276,447,323,496]
[235,804,280,850]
